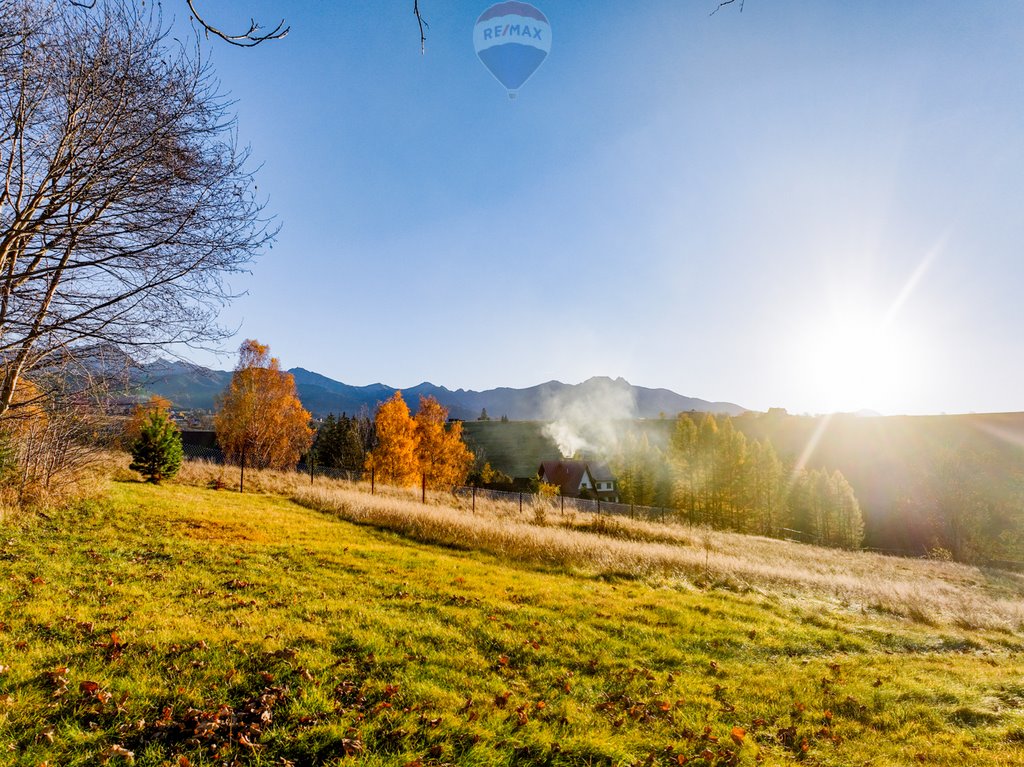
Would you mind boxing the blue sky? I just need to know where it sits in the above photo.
[181,1,1024,415]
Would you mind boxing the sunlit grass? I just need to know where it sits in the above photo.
[289,482,1024,633]
[0,478,1022,765]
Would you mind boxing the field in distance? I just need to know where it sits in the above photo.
[1,471,1023,766]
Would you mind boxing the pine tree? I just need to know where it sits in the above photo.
[312,414,340,467]
[130,410,183,484]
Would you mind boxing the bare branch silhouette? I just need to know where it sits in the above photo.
[710,0,745,16]
[185,0,288,47]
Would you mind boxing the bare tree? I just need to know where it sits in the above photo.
[0,0,274,417]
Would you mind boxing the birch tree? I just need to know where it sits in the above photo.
[0,0,272,417]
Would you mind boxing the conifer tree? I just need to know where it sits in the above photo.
[129,410,183,484]
[312,414,341,467]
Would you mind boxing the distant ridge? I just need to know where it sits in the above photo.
[133,361,746,420]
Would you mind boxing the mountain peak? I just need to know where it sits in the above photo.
[135,362,746,419]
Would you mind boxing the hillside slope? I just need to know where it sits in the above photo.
[1,481,1022,766]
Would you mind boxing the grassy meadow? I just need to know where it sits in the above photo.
[1,467,1023,765]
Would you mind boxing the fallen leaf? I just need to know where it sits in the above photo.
[101,744,135,763]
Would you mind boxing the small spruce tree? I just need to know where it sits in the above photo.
[130,411,184,484]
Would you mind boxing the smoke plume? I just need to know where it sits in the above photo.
[541,377,637,458]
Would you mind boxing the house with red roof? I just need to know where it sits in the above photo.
[537,459,618,502]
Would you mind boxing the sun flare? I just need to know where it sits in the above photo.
[795,307,917,414]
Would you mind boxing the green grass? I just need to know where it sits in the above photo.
[1,482,1023,766]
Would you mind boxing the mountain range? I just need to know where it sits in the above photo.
[134,360,746,420]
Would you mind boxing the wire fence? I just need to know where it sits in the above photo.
[181,443,224,463]
[451,485,678,523]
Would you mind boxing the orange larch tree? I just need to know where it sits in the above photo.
[365,391,419,486]
[214,340,313,471]
[415,395,473,490]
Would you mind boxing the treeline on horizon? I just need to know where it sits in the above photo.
[310,407,1024,564]
[611,414,865,550]
[310,409,864,550]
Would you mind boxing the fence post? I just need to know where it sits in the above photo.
[519,492,523,514]
[472,485,476,513]
[597,497,601,515]
[422,473,426,504]
[560,493,564,514]
[630,502,634,519]
[371,468,375,495]
[310,454,315,486]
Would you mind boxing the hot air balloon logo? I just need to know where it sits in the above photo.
[473,2,551,99]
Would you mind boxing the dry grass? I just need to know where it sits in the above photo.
[171,459,1024,631]
[0,449,126,521]
[289,480,1024,633]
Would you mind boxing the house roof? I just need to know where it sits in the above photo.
[537,460,591,495]
[588,462,615,482]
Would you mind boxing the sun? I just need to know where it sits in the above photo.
[793,307,914,414]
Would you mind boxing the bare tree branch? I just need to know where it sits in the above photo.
[710,0,745,16]
[70,2,436,51]
[185,0,288,47]
[414,0,428,54]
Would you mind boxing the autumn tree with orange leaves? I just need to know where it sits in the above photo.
[415,396,473,490]
[365,392,473,490]
[364,392,419,486]
[215,340,313,473]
